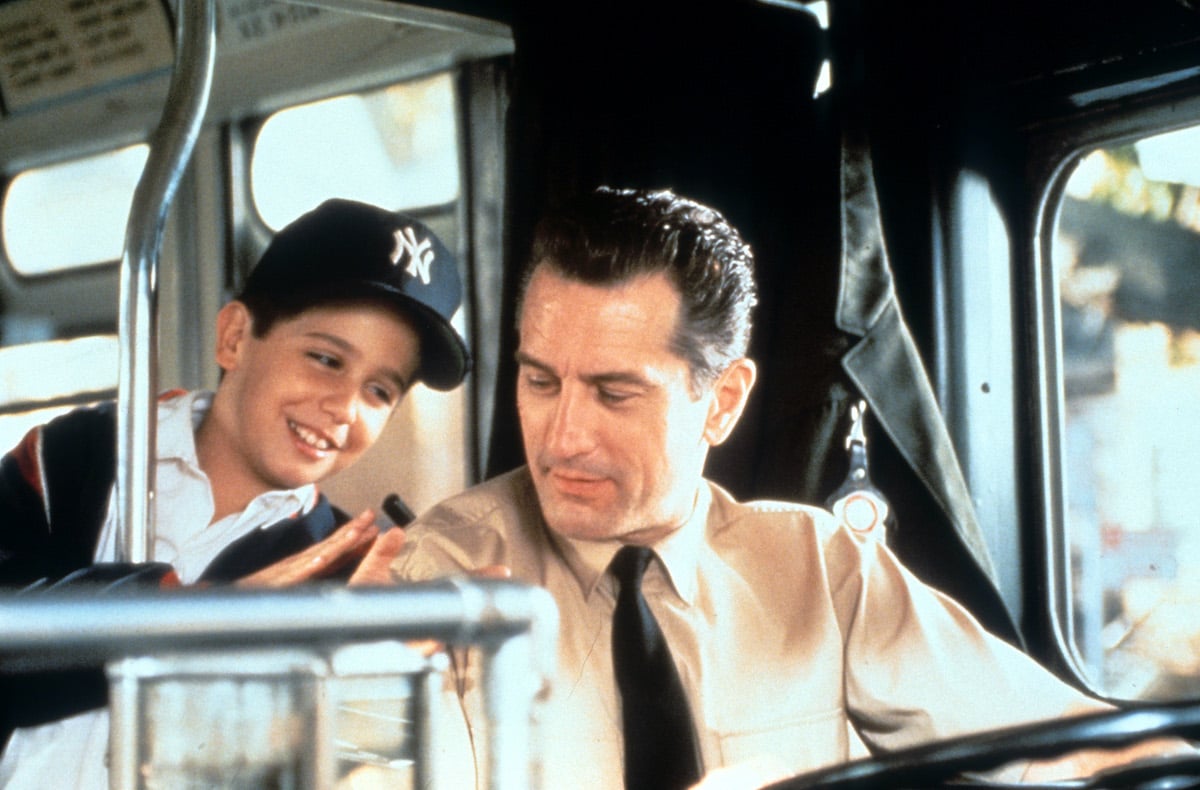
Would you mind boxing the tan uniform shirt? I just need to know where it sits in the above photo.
[394,467,1099,788]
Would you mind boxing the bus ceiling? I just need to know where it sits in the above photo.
[3,0,1199,175]
[0,0,513,175]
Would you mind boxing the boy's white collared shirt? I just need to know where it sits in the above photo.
[1,390,320,790]
[93,389,317,583]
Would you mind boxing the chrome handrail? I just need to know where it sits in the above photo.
[116,0,217,563]
[0,578,558,790]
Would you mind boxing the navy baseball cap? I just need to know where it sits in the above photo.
[241,199,470,390]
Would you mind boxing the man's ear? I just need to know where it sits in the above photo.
[703,358,757,446]
[214,301,253,373]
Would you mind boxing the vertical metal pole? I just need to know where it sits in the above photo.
[116,0,217,562]
[481,632,542,790]
[313,666,336,790]
[106,658,143,790]
[414,664,443,789]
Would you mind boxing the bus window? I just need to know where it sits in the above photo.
[247,71,470,519]
[2,144,148,276]
[1053,123,1200,702]
[250,72,459,230]
[0,146,137,453]
[0,334,118,451]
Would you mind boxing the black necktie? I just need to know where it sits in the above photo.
[610,545,702,790]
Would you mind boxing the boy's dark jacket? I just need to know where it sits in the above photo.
[0,400,351,746]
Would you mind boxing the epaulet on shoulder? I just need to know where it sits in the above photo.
[711,482,836,533]
[711,480,823,518]
[743,498,815,515]
[749,499,838,531]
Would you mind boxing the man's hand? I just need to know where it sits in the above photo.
[237,509,379,588]
[346,527,511,659]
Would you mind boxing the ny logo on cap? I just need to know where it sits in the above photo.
[390,226,435,285]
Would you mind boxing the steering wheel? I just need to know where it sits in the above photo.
[762,701,1200,789]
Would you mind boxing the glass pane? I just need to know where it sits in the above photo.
[110,651,327,788]
[251,72,459,230]
[1056,125,1200,701]
[2,145,147,275]
[0,335,118,452]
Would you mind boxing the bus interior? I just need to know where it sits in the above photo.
[3,0,1200,786]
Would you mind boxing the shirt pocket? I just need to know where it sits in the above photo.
[715,706,848,779]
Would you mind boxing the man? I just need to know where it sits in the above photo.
[0,198,470,788]
[355,186,1177,788]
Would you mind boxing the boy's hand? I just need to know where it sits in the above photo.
[237,509,379,588]
[348,526,407,586]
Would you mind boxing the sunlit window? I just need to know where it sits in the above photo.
[804,0,831,97]
[2,145,148,275]
[1054,124,1200,701]
[0,334,118,452]
[251,72,459,230]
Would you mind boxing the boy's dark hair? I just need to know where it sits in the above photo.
[522,187,758,392]
[237,199,470,391]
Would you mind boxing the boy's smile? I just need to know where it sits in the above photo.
[288,419,340,454]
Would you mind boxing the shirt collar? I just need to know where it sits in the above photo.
[547,480,712,607]
[155,389,212,465]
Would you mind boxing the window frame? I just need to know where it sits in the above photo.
[1,143,149,280]
[1026,79,1200,698]
[244,71,462,237]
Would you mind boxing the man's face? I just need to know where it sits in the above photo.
[516,265,715,544]
[211,301,420,495]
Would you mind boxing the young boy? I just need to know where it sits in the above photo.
[0,198,470,787]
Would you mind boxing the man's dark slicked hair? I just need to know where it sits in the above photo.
[521,187,758,392]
